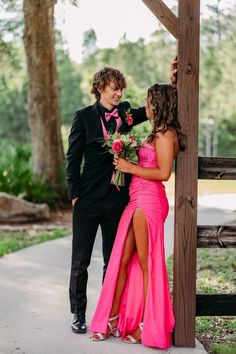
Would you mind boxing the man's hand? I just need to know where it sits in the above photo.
[170,55,178,87]
[72,197,78,206]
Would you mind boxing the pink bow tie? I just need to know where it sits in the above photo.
[105,108,119,122]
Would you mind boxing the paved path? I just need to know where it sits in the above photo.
[0,237,206,354]
[1,197,235,354]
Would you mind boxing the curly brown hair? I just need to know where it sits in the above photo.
[147,84,185,151]
[91,67,127,99]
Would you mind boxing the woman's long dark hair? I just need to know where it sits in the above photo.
[147,84,185,151]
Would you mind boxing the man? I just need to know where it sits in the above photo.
[66,63,177,334]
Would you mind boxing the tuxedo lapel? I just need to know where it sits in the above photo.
[118,106,128,134]
[118,107,126,124]
[91,102,103,137]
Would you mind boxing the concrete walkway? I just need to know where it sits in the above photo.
[0,236,207,354]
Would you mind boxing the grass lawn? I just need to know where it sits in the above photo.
[0,229,71,257]
[167,249,236,354]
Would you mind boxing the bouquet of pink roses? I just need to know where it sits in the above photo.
[103,131,141,186]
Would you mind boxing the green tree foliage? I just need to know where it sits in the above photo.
[0,0,22,69]
[0,0,28,140]
[56,31,83,124]
[57,48,83,124]
[0,27,83,138]
[199,0,236,156]
[0,73,28,140]
[75,2,236,158]
[1,0,236,158]
[78,23,176,112]
[218,112,236,157]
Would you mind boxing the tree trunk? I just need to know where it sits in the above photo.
[23,0,64,185]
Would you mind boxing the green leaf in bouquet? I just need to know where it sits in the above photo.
[129,151,139,163]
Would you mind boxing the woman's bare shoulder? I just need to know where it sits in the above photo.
[156,129,177,140]
[155,129,179,155]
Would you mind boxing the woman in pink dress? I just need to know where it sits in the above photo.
[89,84,184,349]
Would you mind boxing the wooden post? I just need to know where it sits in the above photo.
[141,0,178,38]
[173,0,200,347]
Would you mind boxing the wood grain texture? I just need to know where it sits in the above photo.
[141,0,178,38]
[173,0,200,348]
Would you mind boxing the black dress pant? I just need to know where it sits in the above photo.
[69,187,127,318]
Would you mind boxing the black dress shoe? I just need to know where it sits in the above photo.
[71,314,87,334]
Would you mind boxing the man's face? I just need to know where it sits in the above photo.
[99,81,123,109]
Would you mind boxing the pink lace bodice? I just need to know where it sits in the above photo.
[138,141,158,168]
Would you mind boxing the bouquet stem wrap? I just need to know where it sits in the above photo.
[111,170,125,187]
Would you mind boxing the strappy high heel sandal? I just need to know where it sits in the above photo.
[91,315,120,341]
[122,322,143,344]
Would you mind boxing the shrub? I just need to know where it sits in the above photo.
[0,140,61,205]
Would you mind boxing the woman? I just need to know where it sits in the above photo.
[89,84,184,349]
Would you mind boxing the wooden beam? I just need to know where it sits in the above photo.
[173,0,200,348]
[141,0,178,38]
[198,157,236,180]
[196,294,236,316]
[197,225,236,248]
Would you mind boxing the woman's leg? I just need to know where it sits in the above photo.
[91,224,136,338]
[110,224,136,318]
[133,208,149,306]
[125,208,149,341]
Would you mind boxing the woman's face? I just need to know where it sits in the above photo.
[144,95,154,120]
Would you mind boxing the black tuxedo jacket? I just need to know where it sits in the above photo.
[66,101,147,201]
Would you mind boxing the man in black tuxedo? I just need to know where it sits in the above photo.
[66,64,177,334]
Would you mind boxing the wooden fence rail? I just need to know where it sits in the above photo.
[196,294,236,316]
[197,225,236,248]
[197,157,236,318]
[198,157,236,179]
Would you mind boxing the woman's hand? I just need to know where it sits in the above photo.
[170,55,178,87]
[113,156,132,173]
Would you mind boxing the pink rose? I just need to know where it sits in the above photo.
[112,140,123,153]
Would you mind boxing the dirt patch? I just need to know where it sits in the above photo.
[196,316,236,354]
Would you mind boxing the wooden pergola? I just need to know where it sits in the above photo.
[142,0,236,348]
